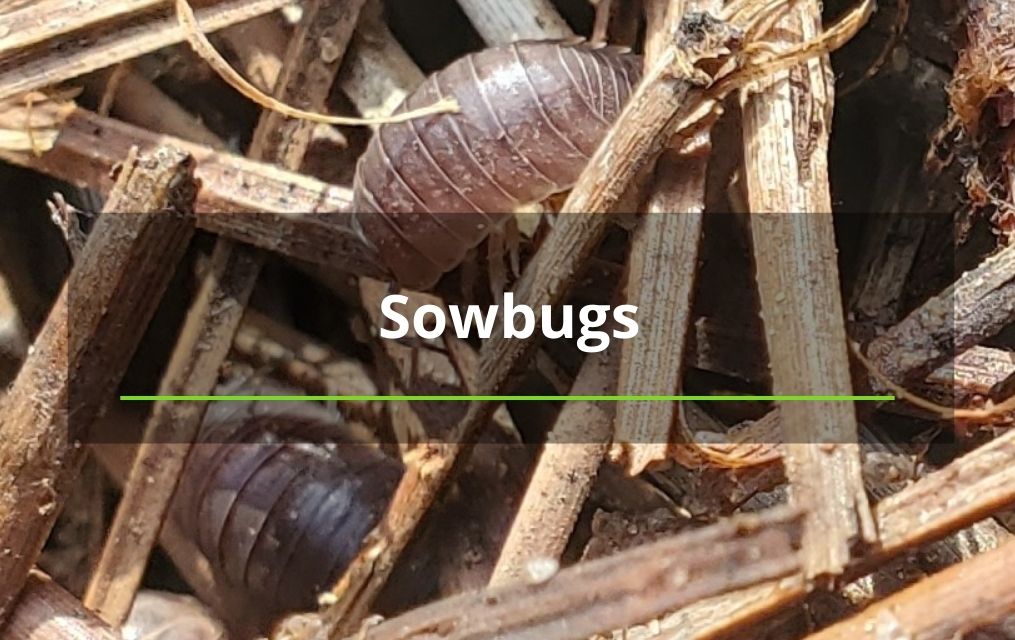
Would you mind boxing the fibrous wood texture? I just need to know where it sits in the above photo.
[740,0,876,580]
[613,0,720,475]
[0,146,197,620]
[0,0,293,101]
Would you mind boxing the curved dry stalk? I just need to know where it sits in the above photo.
[174,0,456,126]
[708,0,875,98]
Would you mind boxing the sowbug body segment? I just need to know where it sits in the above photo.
[352,41,643,289]
[171,404,401,633]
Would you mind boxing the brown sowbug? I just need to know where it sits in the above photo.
[351,40,643,289]
[171,397,401,634]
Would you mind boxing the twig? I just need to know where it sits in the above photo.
[4,571,120,640]
[81,242,263,626]
[740,0,876,579]
[454,0,573,43]
[614,166,704,471]
[319,444,455,639]
[0,0,165,54]
[590,0,612,45]
[621,413,1015,639]
[0,0,292,101]
[866,242,1015,385]
[89,436,227,622]
[338,1,425,118]
[613,0,719,475]
[215,14,289,93]
[803,537,1015,640]
[0,108,389,279]
[83,67,226,149]
[82,0,366,625]
[488,348,619,587]
[358,507,803,640]
[0,145,197,620]
[245,0,368,167]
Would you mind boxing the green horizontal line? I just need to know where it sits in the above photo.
[120,395,894,402]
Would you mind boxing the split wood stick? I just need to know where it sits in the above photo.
[803,537,1015,640]
[614,148,710,475]
[89,436,224,621]
[0,0,165,54]
[454,0,573,43]
[0,108,386,279]
[4,571,120,640]
[740,0,875,579]
[81,242,263,626]
[614,0,720,475]
[488,348,619,587]
[82,0,366,625]
[0,146,197,620]
[0,0,292,101]
[359,507,803,640]
[616,411,1015,640]
[866,242,1015,385]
